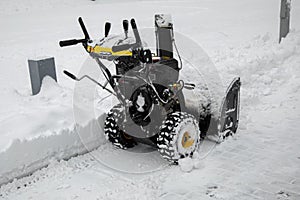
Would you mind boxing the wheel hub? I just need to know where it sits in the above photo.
[181,131,194,149]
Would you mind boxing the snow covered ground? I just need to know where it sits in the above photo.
[0,0,300,199]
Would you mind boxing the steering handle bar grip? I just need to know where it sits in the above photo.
[59,39,86,47]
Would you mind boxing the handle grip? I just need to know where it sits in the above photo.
[112,43,132,52]
[123,20,129,32]
[63,70,77,80]
[130,19,141,45]
[130,19,137,29]
[104,22,111,37]
[78,17,90,40]
[59,39,83,47]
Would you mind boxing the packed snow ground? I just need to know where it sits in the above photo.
[0,0,300,199]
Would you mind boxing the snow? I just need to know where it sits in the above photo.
[0,0,300,199]
[178,152,204,172]
[178,157,194,172]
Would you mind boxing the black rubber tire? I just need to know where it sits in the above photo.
[104,104,137,149]
[157,112,200,163]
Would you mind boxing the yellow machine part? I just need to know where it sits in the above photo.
[87,45,132,56]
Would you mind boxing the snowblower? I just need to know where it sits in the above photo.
[59,14,241,163]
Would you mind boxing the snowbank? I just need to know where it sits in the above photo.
[0,77,107,186]
[0,113,106,186]
[214,29,300,101]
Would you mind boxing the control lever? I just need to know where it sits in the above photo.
[104,22,111,37]
[63,70,115,95]
[130,18,142,45]
[111,18,142,52]
[63,70,78,80]
[123,20,129,38]
[78,17,90,40]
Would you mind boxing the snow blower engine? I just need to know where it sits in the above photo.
[59,14,241,163]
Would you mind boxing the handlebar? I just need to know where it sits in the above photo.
[59,39,86,47]
[59,17,90,47]
[59,17,143,54]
